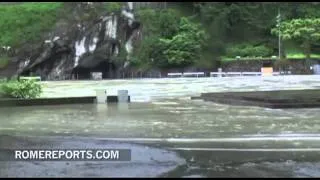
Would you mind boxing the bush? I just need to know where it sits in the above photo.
[0,78,6,83]
[1,79,42,99]
[105,2,122,13]
[226,44,272,58]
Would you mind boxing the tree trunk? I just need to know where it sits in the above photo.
[303,41,311,59]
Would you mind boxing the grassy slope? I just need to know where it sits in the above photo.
[0,2,62,47]
[0,2,63,69]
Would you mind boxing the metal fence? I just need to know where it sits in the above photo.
[10,70,303,81]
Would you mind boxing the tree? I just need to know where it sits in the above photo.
[271,18,320,58]
[158,17,206,69]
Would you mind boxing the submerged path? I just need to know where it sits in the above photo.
[0,135,185,178]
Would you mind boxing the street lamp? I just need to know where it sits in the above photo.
[276,8,281,60]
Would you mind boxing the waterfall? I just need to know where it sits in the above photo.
[123,2,135,67]
[121,2,134,26]
[74,37,86,67]
[54,60,65,76]
[53,36,60,41]
[72,2,135,71]
[125,34,134,55]
[115,46,119,55]
[18,57,30,70]
[1,46,11,51]
[128,2,133,10]
[105,15,117,39]
[89,37,99,52]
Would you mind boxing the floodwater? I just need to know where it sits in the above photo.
[1,75,320,177]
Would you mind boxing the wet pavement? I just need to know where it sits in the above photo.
[1,75,320,177]
[0,135,185,177]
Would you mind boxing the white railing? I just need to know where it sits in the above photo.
[167,72,205,78]
[183,72,205,77]
[226,72,242,76]
[210,72,226,77]
[210,71,281,77]
[167,73,183,77]
[242,72,262,76]
[165,71,283,78]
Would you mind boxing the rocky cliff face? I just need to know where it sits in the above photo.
[1,2,145,80]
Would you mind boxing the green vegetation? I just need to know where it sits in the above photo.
[1,2,320,70]
[105,2,122,14]
[0,2,62,47]
[159,18,206,68]
[132,8,206,70]
[0,79,42,99]
[0,78,5,98]
[131,3,320,67]
[0,56,9,69]
[271,18,320,58]
[286,53,320,59]
[226,44,273,58]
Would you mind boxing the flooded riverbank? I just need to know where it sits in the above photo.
[1,75,320,177]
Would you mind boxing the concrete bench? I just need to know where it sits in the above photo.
[167,73,182,77]
[19,76,41,81]
[95,89,130,104]
[182,72,205,77]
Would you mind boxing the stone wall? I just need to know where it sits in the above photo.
[221,59,320,74]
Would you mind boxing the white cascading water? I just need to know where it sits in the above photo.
[128,2,133,10]
[114,46,119,55]
[123,2,135,67]
[105,16,117,39]
[121,2,134,26]
[24,59,30,67]
[54,60,65,76]
[73,2,134,69]
[89,37,99,52]
[125,34,134,56]
[19,58,30,70]
[53,36,60,41]
[74,37,86,67]
[1,46,11,51]
[98,23,101,31]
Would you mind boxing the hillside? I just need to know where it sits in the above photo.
[0,2,320,79]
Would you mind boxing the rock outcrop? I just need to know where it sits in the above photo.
[1,2,143,80]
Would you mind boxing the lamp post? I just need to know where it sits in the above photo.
[276,8,281,60]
